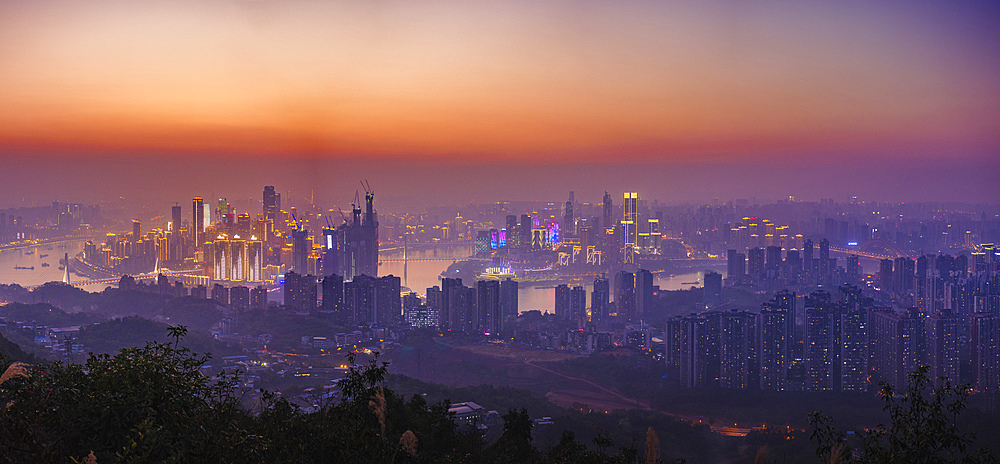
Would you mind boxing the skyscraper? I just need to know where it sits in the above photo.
[336,191,379,280]
[570,286,587,328]
[804,291,834,392]
[635,269,654,318]
[476,280,501,334]
[170,205,181,233]
[192,197,204,247]
[720,310,757,389]
[727,249,746,286]
[554,284,570,320]
[263,185,280,219]
[291,228,310,273]
[760,304,788,390]
[615,271,635,321]
[499,278,518,332]
[704,271,722,305]
[591,277,609,325]
[602,191,613,230]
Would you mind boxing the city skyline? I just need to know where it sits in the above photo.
[0,0,998,207]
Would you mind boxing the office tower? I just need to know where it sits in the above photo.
[839,287,868,392]
[635,269,654,318]
[192,197,205,247]
[879,259,894,292]
[615,271,636,321]
[554,284,570,319]
[170,205,181,232]
[704,271,722,305]
[520,214,532,251]
[499,278,518,332]
[563,197,574,237]
[291,228,309,273]
[602,191,613,230]
[720,310,757,389]
[804,291,834,391]
[623,192,638,221]
[321,228,339,277]
[376,275,401,325]
[476,280,501,334]
[747,248,765,284]
[283,271,317,314]
[505,215,519,249]
[344,274,377,324]
[591,277,609,324]
[760,304,788,390]
[131,219,141,239]
[336,191,379,280]
[263,185,280,219]
[925,310,960,387]
[622,192,638,247]
[321,274,344,318]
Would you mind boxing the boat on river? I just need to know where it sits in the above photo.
[14,266,34,270]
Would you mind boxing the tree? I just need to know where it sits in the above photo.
[810,366,996,464]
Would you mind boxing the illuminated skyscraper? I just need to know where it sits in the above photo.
[622,192,638,247]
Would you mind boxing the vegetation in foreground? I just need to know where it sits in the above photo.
[0,327,995,464]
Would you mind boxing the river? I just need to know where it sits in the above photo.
[0,240,109,292]
[379,244,725,314]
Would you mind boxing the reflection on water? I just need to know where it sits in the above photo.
[0,241,109,292]
[378,244,475,293]
[379,244,727,316]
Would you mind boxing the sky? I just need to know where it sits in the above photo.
[0,0,998,206]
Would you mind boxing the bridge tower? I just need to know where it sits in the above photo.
[62,253,71,284]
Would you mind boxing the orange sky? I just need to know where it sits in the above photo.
[1,0,998,163]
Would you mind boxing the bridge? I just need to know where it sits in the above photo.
[379,257,488,263]
[25,269,196,291]
[829,239,909,261]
